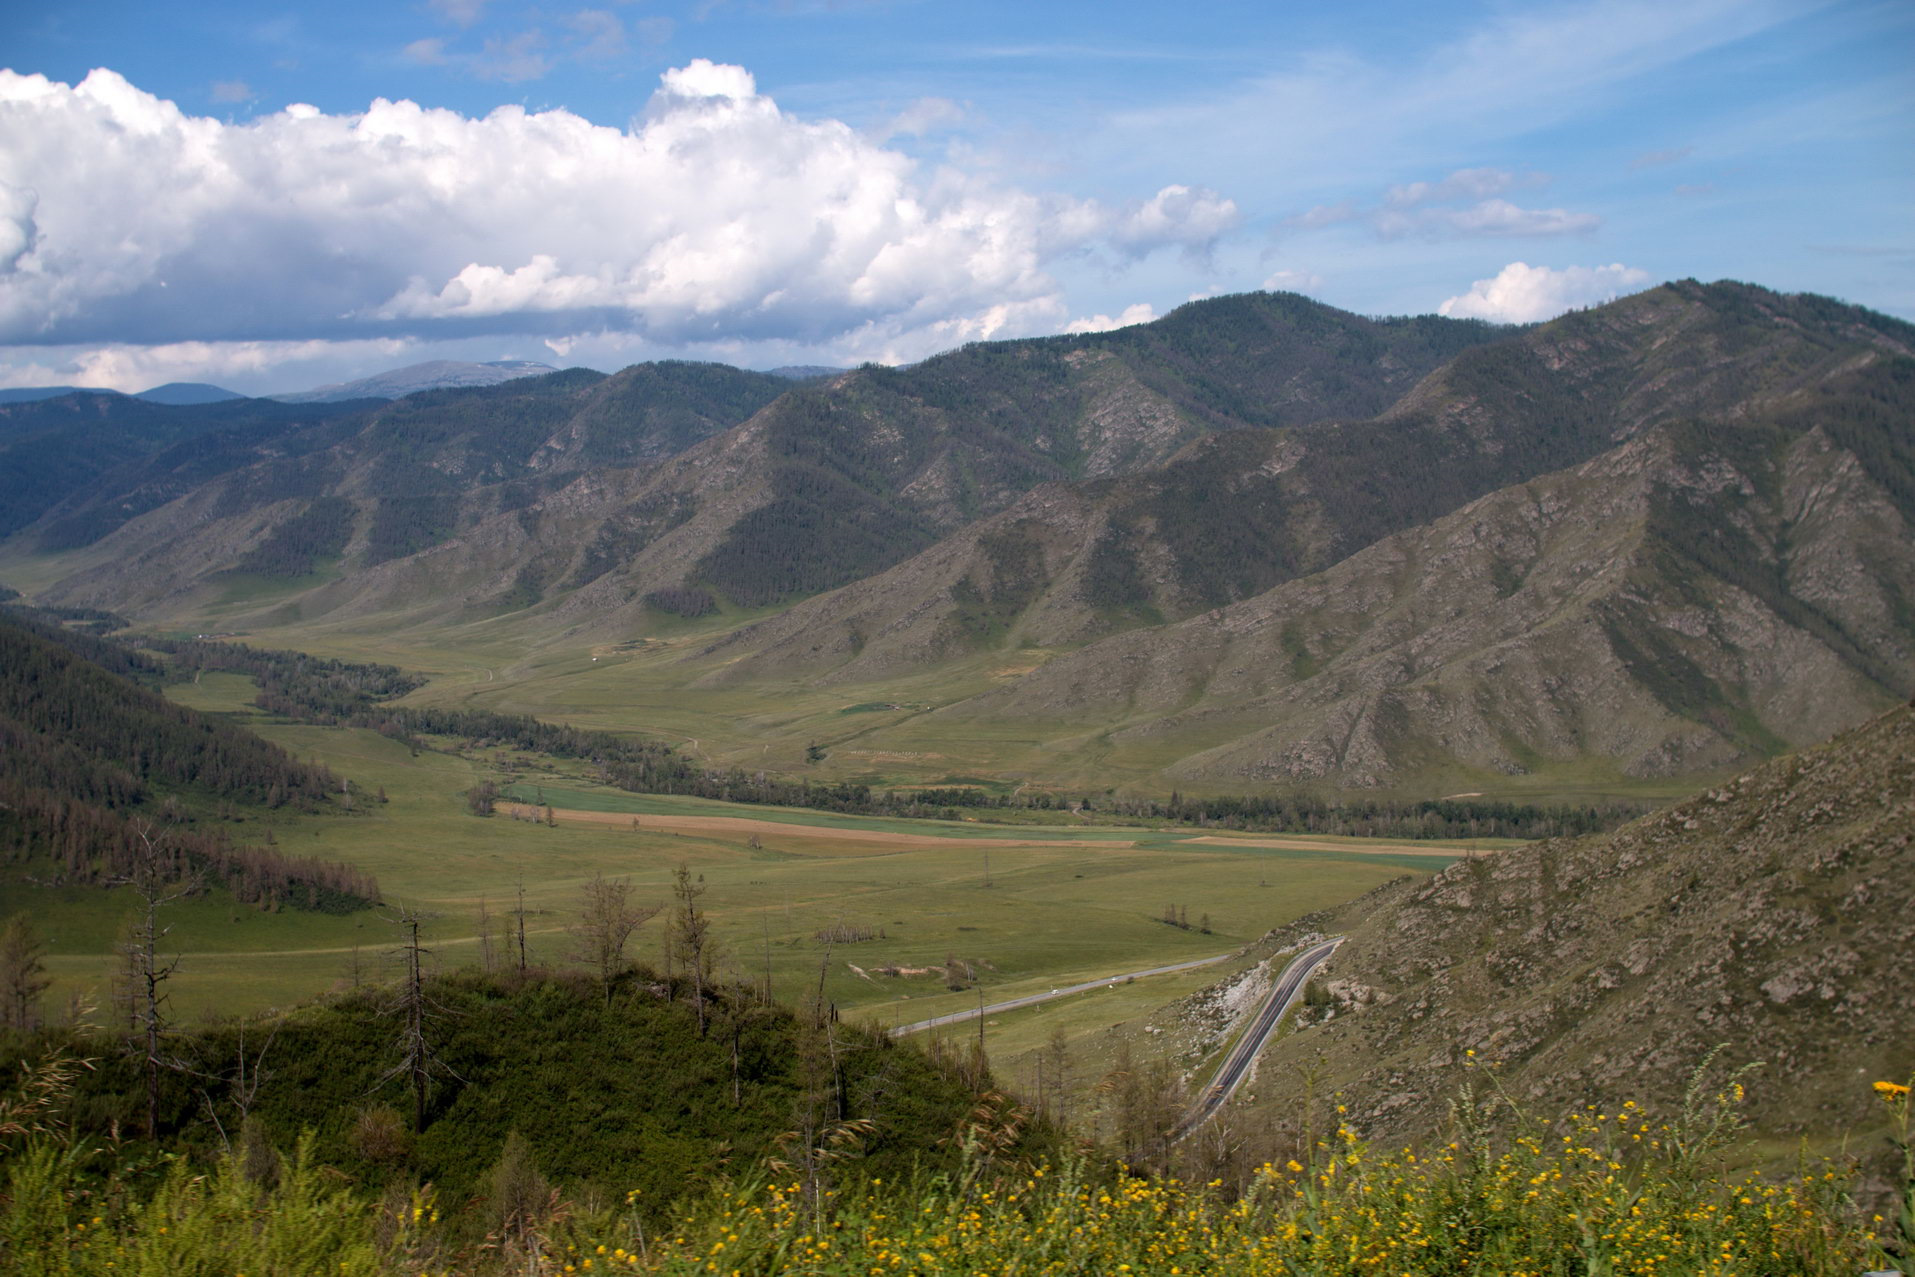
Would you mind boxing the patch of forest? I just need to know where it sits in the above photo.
[0,609,378,912]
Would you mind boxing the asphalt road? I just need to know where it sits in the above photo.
[1170,936,1344,1142]
[889,952,1235,1037]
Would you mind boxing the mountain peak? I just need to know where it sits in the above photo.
[134,381,246,405]
[269,358,561,403]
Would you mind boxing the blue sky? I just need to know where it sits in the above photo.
[1,0,1909,393]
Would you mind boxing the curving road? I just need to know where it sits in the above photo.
[1170,936,1344,1142]
[889,952,1234,1037]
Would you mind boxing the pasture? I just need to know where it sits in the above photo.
[15,671,1476,1070]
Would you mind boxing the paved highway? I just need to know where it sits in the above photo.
[890,952,1234,1037]
[1170,936,1344,1142]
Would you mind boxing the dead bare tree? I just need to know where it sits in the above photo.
[512,880,530,974]
[378,906,460,1133]
[1043,1026,1074,1124]
[670,865,714,1033]
[117,822,198,1140]
[569,874,658,1002]
[773,1013,871,1215]
[761,911,775,1003]
[194,1022,279,1158]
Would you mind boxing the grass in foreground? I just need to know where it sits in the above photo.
[4,1069,1906,1276]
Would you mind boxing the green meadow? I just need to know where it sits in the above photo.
[11,667,1474,1087]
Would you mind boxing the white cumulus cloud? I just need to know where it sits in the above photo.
[0,64,1238,361]
[1438,262,1653,323]
[1261,269,1324,294]
[1063,303,1157,334]
[1112,184,1240,255]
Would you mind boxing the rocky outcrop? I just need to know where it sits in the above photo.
[1198,702,1915,1150]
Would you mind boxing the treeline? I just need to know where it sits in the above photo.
[2,784,378,913]
[631,776,1627,840]
[1104,790,1629,841]
[0,611,378,912]
[150,637,427,722]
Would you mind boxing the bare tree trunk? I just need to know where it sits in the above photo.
[514,881,529,974]
[118,822,193,1141]
[671,865,712,1033]
[380,907,457,1135]
[570,874,657,1004]
[761,912,774,1003]
[476,897,494,973]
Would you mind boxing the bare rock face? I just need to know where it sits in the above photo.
[1211,703,1915,1152]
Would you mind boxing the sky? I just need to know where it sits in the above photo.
[0,0,1909,394]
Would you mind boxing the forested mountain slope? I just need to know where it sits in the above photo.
[0,392,368,543]
[26,294,1502,629]
[849,352,1915,790]
[693,281,1915,689]
[25,361,794,620]
[0,609,376,910]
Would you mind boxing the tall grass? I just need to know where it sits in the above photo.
[7,1093,1905,1274]
[3,1040,1908,1276]
[626,1110,1873,1276]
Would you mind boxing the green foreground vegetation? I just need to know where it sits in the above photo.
[2,1041,1908,1275]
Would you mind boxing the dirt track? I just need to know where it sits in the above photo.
[502,804,1137,850]
[502,804,1479,857]
[1180,834,1496,858]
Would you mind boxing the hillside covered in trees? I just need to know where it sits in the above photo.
[0,609,378,913]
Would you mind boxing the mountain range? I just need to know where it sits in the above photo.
[265,358,560,403]
[0,357,566,411]
[0,381,244,405]
[5,280,1911,797]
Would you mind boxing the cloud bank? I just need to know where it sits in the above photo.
[0,63,1235,366]
[1438,261,1652,323]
